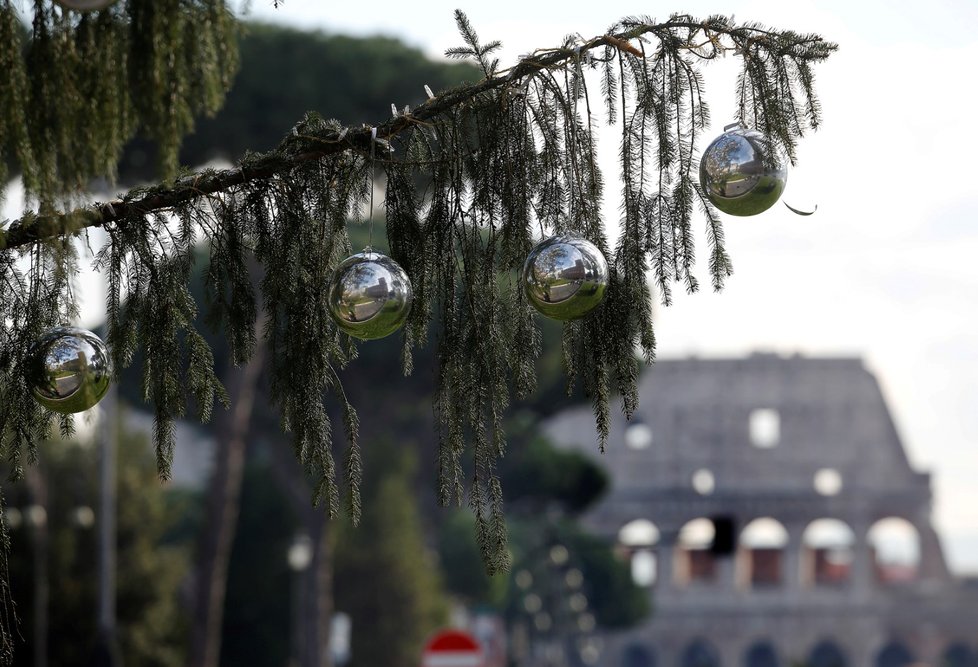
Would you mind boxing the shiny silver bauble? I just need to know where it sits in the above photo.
[53,0,119,11]
[328,250,413,340]
[27,327,112,414]
[699,126,787,216]
[522,236,608,321]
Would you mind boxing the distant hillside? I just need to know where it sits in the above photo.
[118,22,480,181]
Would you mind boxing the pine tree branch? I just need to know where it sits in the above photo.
[0,16,835,251]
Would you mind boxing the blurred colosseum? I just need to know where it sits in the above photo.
[542,353,978,667]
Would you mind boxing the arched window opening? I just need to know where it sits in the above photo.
[868,518,920,584]
[682,639,721,667]
[875,643,915,667]
[622,644,656,667]
[740,518,789,588]
[618,520,660,588]
[750,408,780,448]
[943,644,978,667]
[677,519,716,586]
[619,520,660,548]
[813,468,843,496]
[744,642,779,667]
[691,468,715,495]
[630,550,656,587]
[802,519,855,587]
[809,641,848,667]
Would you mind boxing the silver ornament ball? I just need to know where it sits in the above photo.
[328,250,413,340]
[28,327,112,414]
[522,236,609,321]
[699,126,787,216]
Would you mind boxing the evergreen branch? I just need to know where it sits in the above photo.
[1,16,836,251]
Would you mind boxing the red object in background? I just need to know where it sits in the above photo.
[422,629,485,667]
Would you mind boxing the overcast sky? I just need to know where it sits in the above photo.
[241,0,978,572]
[6,0,977,573]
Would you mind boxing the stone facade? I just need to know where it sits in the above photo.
[541,353,978,667]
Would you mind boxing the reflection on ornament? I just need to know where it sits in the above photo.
[328,250,413,340]
[522,236,608,321]
[53,0,119,11]
[699,125,787,216]
[28,327,112,414]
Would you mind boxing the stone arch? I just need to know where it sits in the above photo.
[618,519,660,587]
[808,640,849,667]
[676,518,716,586]
[681,638,721,667]
[739,518,789,588]
[622,643,656,667]
[875,642,915,667]
[743,641,779,667]
[943,644,977,667]
[802,518,855,587]
[868,518,920,584]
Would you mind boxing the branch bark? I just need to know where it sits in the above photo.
[0,18,834,251]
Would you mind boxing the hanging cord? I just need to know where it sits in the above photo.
[568,46,584,229]
[366,126,377,251]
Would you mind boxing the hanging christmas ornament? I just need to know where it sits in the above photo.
[328,250,413,340]
[53,0,119,11]
[522,236,608,321]
[699,124,787,216]
[27,327,112,414]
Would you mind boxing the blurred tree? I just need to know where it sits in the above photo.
[0,0,237,199]
[219,459,296,667]
[498,427,608,515]
[333,441,449,667]
[5,427,190,667]
[119,25,478,181]
[108,30,477,667]
[438,432,648,632]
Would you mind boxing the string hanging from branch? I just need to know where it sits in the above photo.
[0,10,837,596]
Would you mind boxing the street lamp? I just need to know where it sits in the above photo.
[287,534,313,667]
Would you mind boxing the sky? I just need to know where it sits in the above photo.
[240,0,978,572]
[5,0,978,573]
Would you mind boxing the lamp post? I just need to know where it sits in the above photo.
[93,383,121,667]
[512,533,603,667]
[23,497,48,667]
[287,534,313,667]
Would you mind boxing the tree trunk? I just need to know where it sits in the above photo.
[187,336,266,667]
[304,515,334,667]
[266,436,334,667]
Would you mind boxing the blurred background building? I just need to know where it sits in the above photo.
[543,353,978,667]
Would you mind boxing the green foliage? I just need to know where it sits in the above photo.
[4,426,191,667]
[438,510,509,606]
[0,10,837,584]
[333,441,449,667]
[165,24,479,176]
[557,526,650,629]
[0,0,237,203]
[498,430,608,515]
